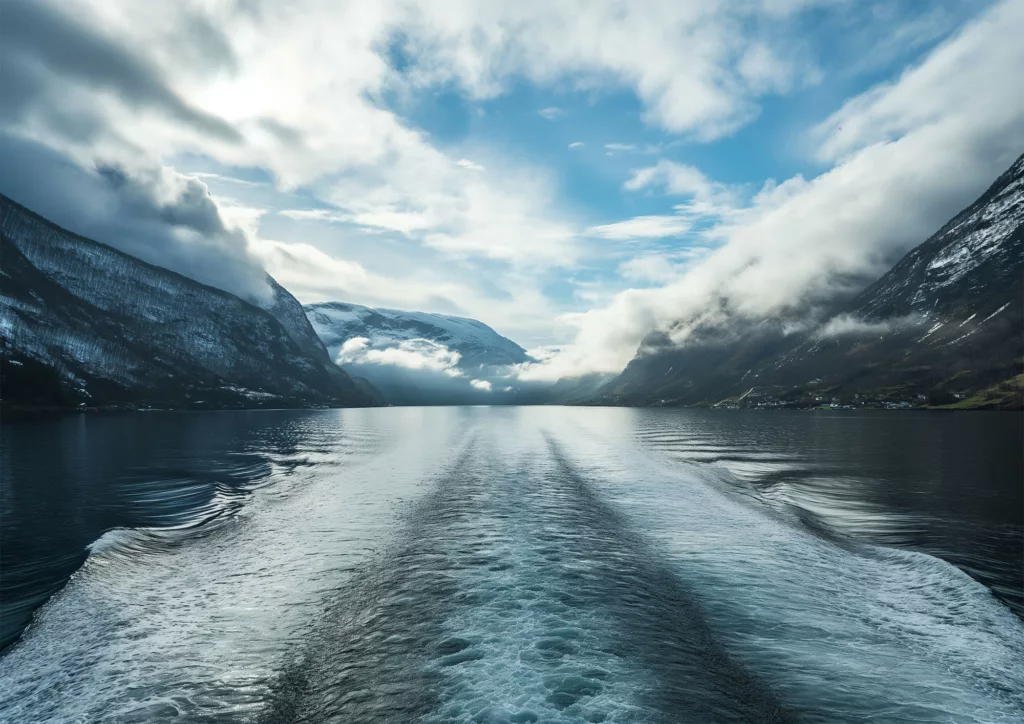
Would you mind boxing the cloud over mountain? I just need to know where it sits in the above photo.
[0,133,270,302]
[519,0,1024,380]
[1,0,1018,369]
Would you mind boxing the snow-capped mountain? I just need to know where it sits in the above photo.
[306,302,529,368]
[598,152,1024,408]
[849,153,1023,323]
[1,195,381,410]
[305,302,531,405]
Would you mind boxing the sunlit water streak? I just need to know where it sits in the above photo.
[1,407,1021,723]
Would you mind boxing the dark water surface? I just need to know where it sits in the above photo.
[1,408,1022,722]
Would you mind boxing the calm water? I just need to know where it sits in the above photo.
[1,407,1022,723]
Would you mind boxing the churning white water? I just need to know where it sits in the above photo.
[1,407,1021,723]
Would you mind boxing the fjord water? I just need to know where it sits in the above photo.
[1,409,1022,723]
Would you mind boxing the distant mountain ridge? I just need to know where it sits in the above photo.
[0,195,381,410]
[306,302,529,368]
[305,301,530,405]
[597,152,1024,409]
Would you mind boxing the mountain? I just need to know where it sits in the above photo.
[598,153,1024,409]
[305,302,531,405]
[0,195,381,411]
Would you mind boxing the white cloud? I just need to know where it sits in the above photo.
[568,142,584,149]
[624,160,740,218]
[250,232,571,350]
[191,173,266,188]
[321,147,580,265]
[15,0,817,202]
[604,143,637,153]
[587,215,692,240]
[618,250,709,284]
[619,255,679,284]
[252,235,460,308]
[388,2,824,139]
[3,0,1018,379]
[338,336,371,358]
[585,162,742,244]
[522,0,1024,379]
[811,3,1024,164]
[337,336,464,376]
[737,42,798,94]
[470,379,493,391]
[279,208,350,223]
[625,160,713,195]
[538,107,563,120]
[2,0,586,280]
[815,314,917,338]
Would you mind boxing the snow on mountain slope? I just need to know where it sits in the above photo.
[0,194,380,409]
[852,152,1023,322]
[597,152,1024,408]
[305,301,531,405]
[306,302,529,369]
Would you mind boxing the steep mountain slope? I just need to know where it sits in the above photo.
[305,302,531,405]
[852,153,1023,322]
[0,195,380,410]
[599,153,1024,409]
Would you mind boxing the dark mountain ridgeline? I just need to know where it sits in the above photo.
[0,195,382,411]
[596,153,1024,410]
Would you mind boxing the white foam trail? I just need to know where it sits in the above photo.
[85,527,144,556]
[2,408,1020,723]
[0,409,465,723]
[420,423,653,724]
[546,407,1024,723]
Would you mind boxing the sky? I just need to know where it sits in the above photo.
[2,0,1023,381]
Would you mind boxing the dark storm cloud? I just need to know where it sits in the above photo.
[0,0,241,143]
[0,133,270,302]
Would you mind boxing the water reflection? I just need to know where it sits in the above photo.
[1,408,1021,724]
[0,411,334,650]
[625,409,1024,615]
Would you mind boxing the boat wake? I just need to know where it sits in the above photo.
[1,408,1021,723]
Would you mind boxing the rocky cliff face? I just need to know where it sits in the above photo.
[0,195,381,410]
[598,153,1024,409]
